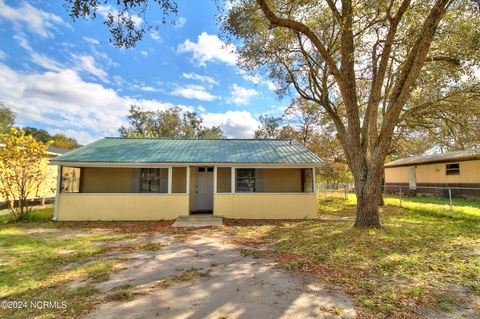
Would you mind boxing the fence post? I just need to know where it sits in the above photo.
[399,186,402,207]
[448,187,453,212]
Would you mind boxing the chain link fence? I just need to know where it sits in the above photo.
[317,183,480,214]
[316,184,349,201]
[383,184,480,212]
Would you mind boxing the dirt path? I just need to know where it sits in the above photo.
[84,230,356,319]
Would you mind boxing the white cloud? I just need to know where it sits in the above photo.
[83,36,100,45]
[242,74,262,84]
[150,31,162,41]
[71,54,109,82]
[198,106,206,113]
[265,81,277,91]
[0,49,6,60]
[30,53,64,72]
[174,17,186,29]
[132,84,161,93]
[97,5,143,27]
[182,72,218,85]
[12,33,112,81]
[13,34,32,51]
[0,63,192,144]
[228,84,258,105]
[140,50,148,57]
[172,84,218,101]
[177,32,237,66]
[0,1,64,38]
[202,111,259,138]
[12,34,66,72]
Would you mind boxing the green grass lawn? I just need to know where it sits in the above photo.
[383,194,480,220]
[0,208,139,318]
[231,197,480,318]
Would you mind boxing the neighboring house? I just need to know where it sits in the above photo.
[0,146,69,209]
[50,138,323,221]
[384,149,480,196]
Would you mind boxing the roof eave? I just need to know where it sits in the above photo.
[50,160,323,167]
[385,155,480,168]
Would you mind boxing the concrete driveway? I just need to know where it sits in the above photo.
[86,231,356,319]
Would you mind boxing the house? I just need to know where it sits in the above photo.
[50,138,323,221]
[384,149,480,196]
[0,146,69,209]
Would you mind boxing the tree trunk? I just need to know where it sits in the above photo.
[352,162,384,228]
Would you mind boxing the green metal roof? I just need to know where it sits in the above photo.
[52,138,323,164]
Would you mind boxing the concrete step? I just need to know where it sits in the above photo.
[172,215,223,228]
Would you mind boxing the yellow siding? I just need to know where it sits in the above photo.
[385,160,480,184]
[415,160,480,184]
[384,166,410,183]
[38,158,57,198]
[172,167,187,193]
[0,156,57,203]
[57,194,189,220]
[217,167,231,193]
[81,167,132,193]
[214,194,317,219]
[261,168,302,192]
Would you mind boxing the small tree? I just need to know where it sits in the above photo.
[0,128,50,219]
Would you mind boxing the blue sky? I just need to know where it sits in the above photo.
[0,0,286,144]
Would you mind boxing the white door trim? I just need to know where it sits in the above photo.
[194,167,214,212]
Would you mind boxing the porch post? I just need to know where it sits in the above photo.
[231,167,235,193]
[186,166,190,194]
[213,166,217,194]
[312,167,316,194]
[53,165,62,221]
[168,167,172,194]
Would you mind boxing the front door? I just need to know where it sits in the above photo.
[194,167,214,212]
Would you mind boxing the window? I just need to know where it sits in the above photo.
[302,168,314,193]
[140,168,168,192]
[61,167,81,193]
[236,169,256,192]
[446,163,460,175]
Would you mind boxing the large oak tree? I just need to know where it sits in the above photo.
[221,0,480,227]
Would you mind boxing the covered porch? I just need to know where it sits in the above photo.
[55,164,318,220]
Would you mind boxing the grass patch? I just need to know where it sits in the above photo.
[0,208,139,318]
[0,207,54,224]
[104,241,164,253]
[104,290,135,302]
[384,194,480,220]
[232,197,480,318]
[155,269,209,288]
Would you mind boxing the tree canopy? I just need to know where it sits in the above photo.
[0,106,80,150]
[22,128,81,150]
[0,104,15,133]
[119,105,225,139]
[65,0,178,48]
